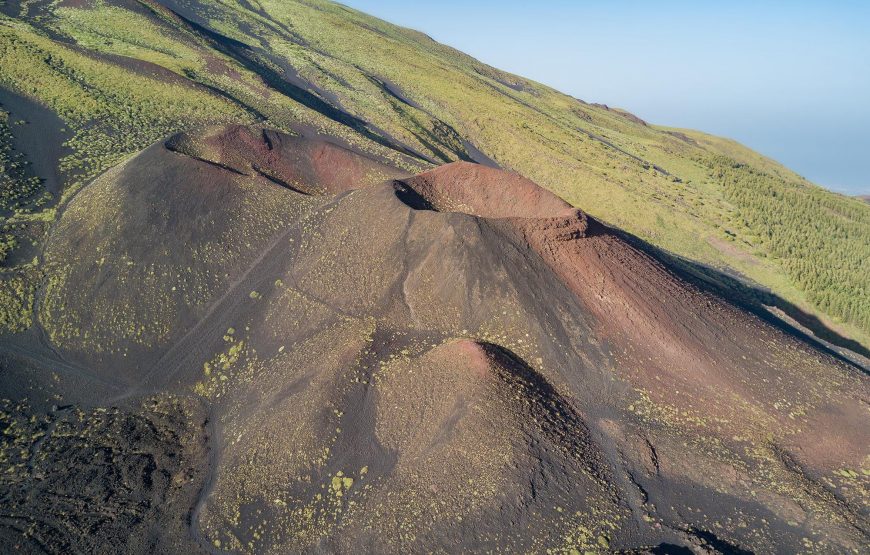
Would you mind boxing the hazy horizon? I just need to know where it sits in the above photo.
[342,0,870,196]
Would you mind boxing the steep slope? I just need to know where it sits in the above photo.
[0,0,868,351]
[1,126,865,553]
[39,125,405,382]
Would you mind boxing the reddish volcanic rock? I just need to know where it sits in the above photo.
[400,161,577,219]
[165,124,406,195]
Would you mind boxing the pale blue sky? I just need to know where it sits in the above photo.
[341,1,870,195]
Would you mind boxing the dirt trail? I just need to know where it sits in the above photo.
[130,192,350,397]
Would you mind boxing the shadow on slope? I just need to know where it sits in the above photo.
[154,0,437,164]
[621,230,870,367]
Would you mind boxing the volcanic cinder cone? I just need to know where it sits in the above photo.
[4,125,866,554]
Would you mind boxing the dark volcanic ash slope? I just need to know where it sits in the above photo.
[1,125,868,554]
[37,125,407,385]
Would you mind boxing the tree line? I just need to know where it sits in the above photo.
[706,155,870,334]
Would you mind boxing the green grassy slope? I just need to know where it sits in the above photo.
[0,0,867,349]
